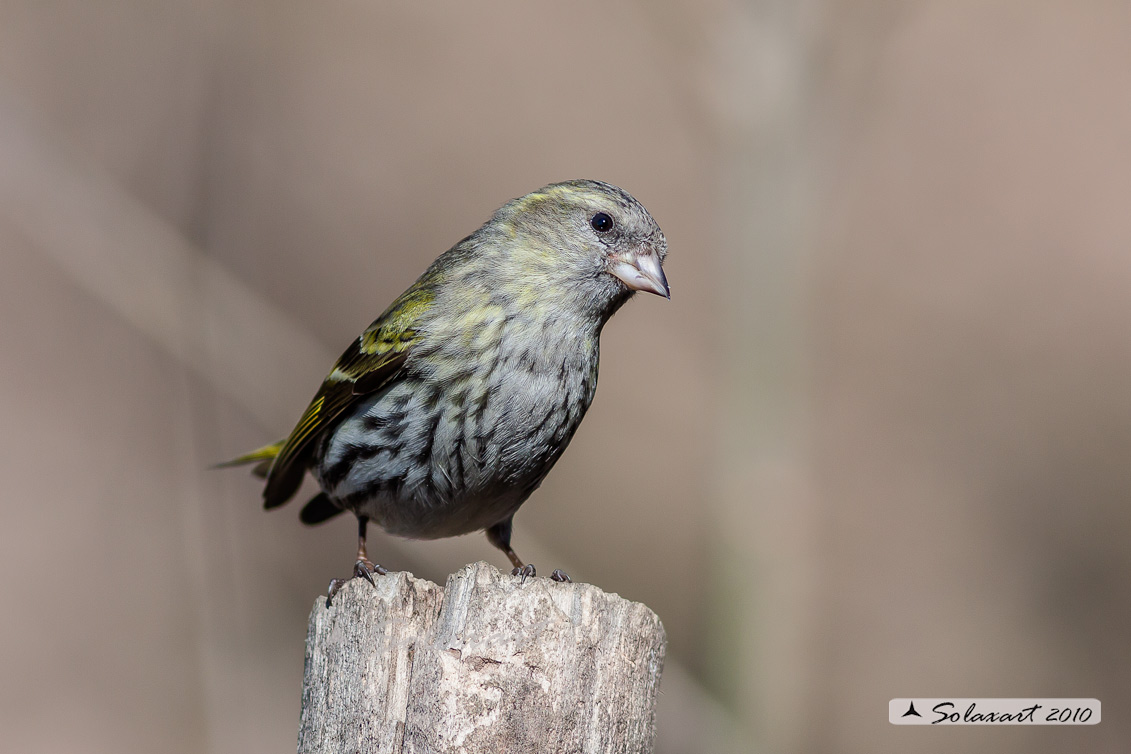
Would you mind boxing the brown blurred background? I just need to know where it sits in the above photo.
[2,1,1129,752]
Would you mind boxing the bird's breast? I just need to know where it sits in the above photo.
[315,321,600,538]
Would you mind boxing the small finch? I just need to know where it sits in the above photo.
[222,180,668,603]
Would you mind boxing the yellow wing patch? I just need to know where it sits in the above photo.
[284,395,325,459]
[259,285,430,509]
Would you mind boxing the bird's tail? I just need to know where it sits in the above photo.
[213,440,286,479]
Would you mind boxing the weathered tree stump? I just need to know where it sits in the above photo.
[298,561,666,754]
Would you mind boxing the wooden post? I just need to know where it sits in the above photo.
[298,561,667,754]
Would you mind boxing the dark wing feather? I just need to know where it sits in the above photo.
[261,350,406,509]
[261,283,434,510]
[299,492,346,525]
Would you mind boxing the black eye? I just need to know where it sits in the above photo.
[590,212,614,233]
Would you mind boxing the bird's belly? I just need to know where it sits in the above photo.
[312,364,594,539]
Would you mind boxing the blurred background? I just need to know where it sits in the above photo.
[2,1,1129,752]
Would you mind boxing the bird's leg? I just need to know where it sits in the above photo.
[486,518,532,580]
[485,519,571,584]
[485,519,525,569]
[353,515,385,579]
[326,515,387,606]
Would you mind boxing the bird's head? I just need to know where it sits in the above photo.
[489,180,669,321]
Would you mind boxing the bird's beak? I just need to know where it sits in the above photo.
[609,250,670,299]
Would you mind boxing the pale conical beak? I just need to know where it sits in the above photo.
[609,252,670,299]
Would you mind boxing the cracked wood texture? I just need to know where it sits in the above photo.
[298,561,666,754]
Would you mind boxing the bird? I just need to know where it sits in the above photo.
[221,179,669,604]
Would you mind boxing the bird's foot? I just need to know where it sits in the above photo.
[508,565,571,583]
[354,557,389,585]
[326,559,388,607]
[511,564,536,583]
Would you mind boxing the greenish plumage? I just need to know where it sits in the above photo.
[224,179,668,596]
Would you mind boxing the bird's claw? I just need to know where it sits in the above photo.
[325,560,387,607]
[509,564,571,584]
[354,558,387,585]
[511,564,536,583]
[326,578,346,607]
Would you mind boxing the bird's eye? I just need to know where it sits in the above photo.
[590,212,614,233]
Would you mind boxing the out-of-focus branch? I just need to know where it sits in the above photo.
[0,94,327,430]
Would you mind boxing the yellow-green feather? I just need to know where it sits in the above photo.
[258,280,432,509]
[216,440,284,467]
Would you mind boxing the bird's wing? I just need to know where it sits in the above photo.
[261,284,434,509]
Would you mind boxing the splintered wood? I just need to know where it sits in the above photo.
[298,561,666,754]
